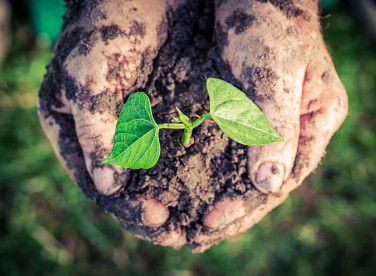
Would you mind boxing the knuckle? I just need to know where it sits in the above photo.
[328,83,348,127]
[336,86,349,122]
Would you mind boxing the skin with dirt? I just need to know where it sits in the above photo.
[38,0,348,252]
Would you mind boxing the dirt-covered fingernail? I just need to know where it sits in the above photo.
[140,198,169,227]
[93,167,121,195]
[203,197,246,229]
[254,163,284,194]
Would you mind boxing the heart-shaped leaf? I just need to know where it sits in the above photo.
[102,92,160,169]
[206,78,283,146]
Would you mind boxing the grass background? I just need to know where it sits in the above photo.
[0,1,375,275]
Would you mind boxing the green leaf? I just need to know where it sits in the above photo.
[206,78,283,146]
[174,107,191,126]
[102,92,160,169]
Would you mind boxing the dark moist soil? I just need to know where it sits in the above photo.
[119,0,267,250]
[40,0,270,251]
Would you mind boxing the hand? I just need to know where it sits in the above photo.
[198,0,348,251]
[38,0,187,248]
[38,0,348,252]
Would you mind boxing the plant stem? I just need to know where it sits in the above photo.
[159,113,211,147]
[181,113,211,147]
[190,113,211,128]
[181,127,193,147]
[158,123,186,129]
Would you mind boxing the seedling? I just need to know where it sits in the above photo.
[102,78,283,169]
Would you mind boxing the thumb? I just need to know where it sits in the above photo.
[215,1,305,193]
[246,65,304,194]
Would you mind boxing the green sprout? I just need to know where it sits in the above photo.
[102,78,283,169]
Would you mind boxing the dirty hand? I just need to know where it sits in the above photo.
[38,0,186,248]
[201,0,348,250]
[38,0,348,252]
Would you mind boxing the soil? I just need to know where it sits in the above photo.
[39,0,272,251]
[122,1,271,250]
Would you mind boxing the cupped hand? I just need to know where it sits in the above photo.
[198,0,348,251]
[38,0,347,252]
[38,0,187,248]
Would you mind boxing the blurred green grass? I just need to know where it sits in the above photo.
[1,5,376,276]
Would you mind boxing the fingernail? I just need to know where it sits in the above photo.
[141,198,169,227]
[254,163,284,193]
[93,167,121,195]
[203,197,246,229]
